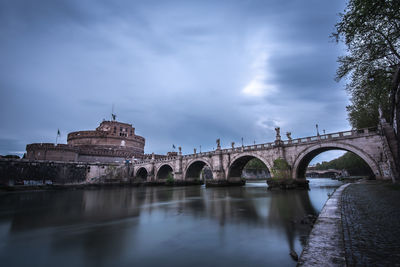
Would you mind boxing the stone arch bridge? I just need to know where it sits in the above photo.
[131,127,396,184]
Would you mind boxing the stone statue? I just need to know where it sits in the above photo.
[231,142,235,148]
[216,138,221,148]
[275,127,281,141]
[178,146,182,155]
[275,127,280,136]
[286,132,292,141]
[194,148,197,154]
[378,105,383,119]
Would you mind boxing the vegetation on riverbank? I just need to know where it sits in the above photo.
[314,152,372,176]
[244,158,267,169]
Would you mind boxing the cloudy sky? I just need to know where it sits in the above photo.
[0,0,349,162]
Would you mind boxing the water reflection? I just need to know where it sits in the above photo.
[0,178,342,267]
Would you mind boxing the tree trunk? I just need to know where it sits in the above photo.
[391,65,400,177]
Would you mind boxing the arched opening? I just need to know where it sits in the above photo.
[228,156,271,182]
[185,161,213,181]
[136,167,148,180]
[157,164,174,180]
[296,147,375,179]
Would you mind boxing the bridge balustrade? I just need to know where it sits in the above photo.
[132,127,380,168]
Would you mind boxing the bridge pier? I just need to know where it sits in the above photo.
[211,148,225,180]
[147,174,155,182]
[173,154,183,180]
[173,171,183,180]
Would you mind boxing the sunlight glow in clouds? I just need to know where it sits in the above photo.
[242,51,277,97]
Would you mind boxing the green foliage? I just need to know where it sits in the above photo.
[314,152,371,176]
[244,158,267,169]
[271,158,291,179]
[332,0,400,128]
[166,172,174,185]
[345,70,392,128]
[2,155,20,159]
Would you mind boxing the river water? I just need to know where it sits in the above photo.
[0,178,342,267]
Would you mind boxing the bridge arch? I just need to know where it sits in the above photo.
[184,159,213,180]
[135,167,148,180]
[156,163,175,180]
[227,153,272,181]
[292,142,380,179]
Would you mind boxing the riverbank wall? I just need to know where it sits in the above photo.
[0,159,121,187]
[297,183,350,266]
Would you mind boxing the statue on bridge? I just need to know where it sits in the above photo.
[231,142,235,148]
[194,148,197,154]
[275,127,281,141]
[286,132,292,141]
[216,138,221,149]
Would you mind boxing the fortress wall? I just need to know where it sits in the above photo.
[26,143,143,163]
[26,144,78,162]
[44,150,77,162]
[25,120,146,164]
[68,136,144,151]
[77,155,126,163]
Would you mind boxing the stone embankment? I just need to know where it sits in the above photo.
[298,180,400,266]
[297,183,348,266]
[0,159,121,188]
[0,159,207,191]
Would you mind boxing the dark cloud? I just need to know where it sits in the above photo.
[0,0,349,160]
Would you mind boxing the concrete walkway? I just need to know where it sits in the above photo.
[297,183,349,266]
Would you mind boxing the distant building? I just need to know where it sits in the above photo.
[26,120,146,163]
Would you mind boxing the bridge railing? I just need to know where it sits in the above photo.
[286,127,377,146]
[132,127,378,166]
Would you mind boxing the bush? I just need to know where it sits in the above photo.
[271,158,291,179]
[166,172,174,185]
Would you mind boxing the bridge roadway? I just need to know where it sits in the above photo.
[130,127,396,184]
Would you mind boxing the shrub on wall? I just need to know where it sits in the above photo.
[271,158,291,179]
[166,172,174,185]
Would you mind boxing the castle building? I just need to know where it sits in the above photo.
[26,120,146,163]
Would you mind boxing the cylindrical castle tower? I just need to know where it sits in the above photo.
[26,120,145,163]
[67,121,145,154]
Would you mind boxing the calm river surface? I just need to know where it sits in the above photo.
[0,178,342,267]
